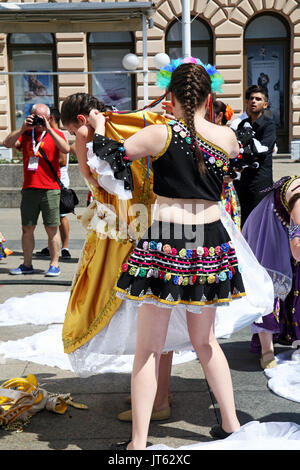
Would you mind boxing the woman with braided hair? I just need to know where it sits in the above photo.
[87,59,273,450]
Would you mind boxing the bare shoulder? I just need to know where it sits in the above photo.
[218,125,239,157]
[75,125,92,161]
[140,123,169,151]
[76,124,90,141]
[76,124,95,150]
[125,123,169,160]
[127,123,168,144]
[200,122,238,156]
[139,123,168,138]
[216,124,236,141]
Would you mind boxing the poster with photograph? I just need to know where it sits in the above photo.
[93,73,131,110]
[24,72,52,101]
[248,59,280,127]
[91,49,132,111]
[246,43,285,129]
[23,71,53,117]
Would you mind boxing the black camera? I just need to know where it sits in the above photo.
[31,115,45,126]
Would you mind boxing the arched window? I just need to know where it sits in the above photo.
[166,18,213,63]
[244,14,290,152]
[8,33,56,130]
[88,31,135,111]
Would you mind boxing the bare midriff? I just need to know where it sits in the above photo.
[154,195,220,225]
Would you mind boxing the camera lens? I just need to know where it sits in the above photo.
[32,115,44,126]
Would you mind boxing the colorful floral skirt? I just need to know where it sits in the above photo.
[116,219,246,312]
[221,181,241,230]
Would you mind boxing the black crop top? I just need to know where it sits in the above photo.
[152,119,230,201]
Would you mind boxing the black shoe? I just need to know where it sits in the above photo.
[209,424,233,440]
[61,248,71,259]
[110,439,131,451]
[36,247,50,257]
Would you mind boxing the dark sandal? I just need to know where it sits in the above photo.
[110,438,131,450]
[209,424,233,440]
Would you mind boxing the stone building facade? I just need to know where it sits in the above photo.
[0,0,299,155]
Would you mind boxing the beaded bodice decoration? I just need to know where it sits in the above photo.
[152,119,230,201]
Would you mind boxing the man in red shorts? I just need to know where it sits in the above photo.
[3,103,70,277]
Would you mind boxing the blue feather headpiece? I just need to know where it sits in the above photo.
[156,56,224,94]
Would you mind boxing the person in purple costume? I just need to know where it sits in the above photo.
[242,176,300,369]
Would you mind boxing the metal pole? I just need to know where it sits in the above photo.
[142,14,149,107]
[182,0,191,58]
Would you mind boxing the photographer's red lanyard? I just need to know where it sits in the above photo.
[28,129,46,171]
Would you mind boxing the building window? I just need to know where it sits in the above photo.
[8,33,56,130]
[88,31,135,111]
[166,18,213,64]
[245,14,290,152]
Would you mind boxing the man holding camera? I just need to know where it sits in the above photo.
[3,103,70,276]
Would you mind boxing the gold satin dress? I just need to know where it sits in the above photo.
[62,111,168,354]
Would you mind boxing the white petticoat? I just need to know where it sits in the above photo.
[86,142,132,200]
[147,421,300,450]
[68,204,273,375]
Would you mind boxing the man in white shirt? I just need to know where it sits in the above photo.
[230,85,277,226]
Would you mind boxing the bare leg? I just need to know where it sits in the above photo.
[258,331,276,368]
[186,307,240,434]
[119,350,172,418]
[128,303,171,450]
[59,216,69,249]
[44,225,60,267]
[153,351,173,411]
[258,331,274,357]
[22,225,36,267]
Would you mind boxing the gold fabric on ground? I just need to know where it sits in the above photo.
[62,111,167,353]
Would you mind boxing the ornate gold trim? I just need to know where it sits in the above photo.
[152,124,172,161]
[114,286,246,306]
[280,176,299,213]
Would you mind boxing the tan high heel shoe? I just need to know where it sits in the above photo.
[260,350,277,369]
[118,406,171,422]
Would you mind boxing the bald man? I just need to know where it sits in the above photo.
[3,103,70,277]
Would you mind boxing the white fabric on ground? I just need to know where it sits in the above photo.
[147,421,300,450]
[0,291,70,326]
[264,349,300,403]
[0,294,196,374]
[1,292,300,446]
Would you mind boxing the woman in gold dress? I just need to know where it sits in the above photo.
[61,93,170,377]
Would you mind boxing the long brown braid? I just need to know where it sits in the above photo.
[168,63,211,174]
